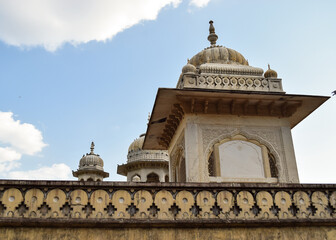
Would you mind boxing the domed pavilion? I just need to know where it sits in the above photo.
[72,142,109,181]
[117,134,169,182]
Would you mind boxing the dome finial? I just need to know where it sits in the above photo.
[208,20,218,46]
[264,64,278,78]
[90,141,95,154]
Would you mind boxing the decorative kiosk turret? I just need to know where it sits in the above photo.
[73,142,109,181]
[117,134,169,182]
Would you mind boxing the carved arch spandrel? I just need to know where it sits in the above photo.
[202,126,284,181]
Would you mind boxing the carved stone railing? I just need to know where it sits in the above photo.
[178,74,284,93]
[0,180,335,227]
[127,151,169,163]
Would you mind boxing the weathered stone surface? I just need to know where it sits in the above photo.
[0,226,335,240]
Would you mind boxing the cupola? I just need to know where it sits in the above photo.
[73,142,109,181]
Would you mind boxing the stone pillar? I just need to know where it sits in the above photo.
[280,127,299,183]
[184,121,205,182]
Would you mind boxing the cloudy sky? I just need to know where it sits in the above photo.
[0,0,335,182]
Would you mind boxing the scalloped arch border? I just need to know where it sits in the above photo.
[204,129,285,181]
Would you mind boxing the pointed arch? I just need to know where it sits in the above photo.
[146,172,160,183]
[206,133,281,181]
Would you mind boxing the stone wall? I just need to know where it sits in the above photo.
[1,226,336,240]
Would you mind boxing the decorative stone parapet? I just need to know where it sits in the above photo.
[177,74,284,93]
[0,181,335,227]
[127,151,169,163]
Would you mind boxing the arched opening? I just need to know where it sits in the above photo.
[87,178,94,181]
[165,175,169,182]
[146,173,160,183]
[208,135,279,182]
[131,174,141,182]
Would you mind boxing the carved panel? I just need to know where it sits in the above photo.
[196,191,216,218]
[89,190,109,218]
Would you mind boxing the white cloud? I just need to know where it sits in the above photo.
[0,146,21,163]
[0,111,47,173]
[0,161,21,173]
[189,0,211,7]
[0,112,71,180]
[0,0,183,51]
[7,163,72,180]
[0,112,47,155]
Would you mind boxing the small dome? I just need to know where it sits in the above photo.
[126,133,169,163]
[182,60,197,74]
[128,134,145,152]
[264,64,278,78]
[73,142,109,181]
[79,153,104,168]
[79,142,104,168]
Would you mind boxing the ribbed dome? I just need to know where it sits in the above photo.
[127,134,169,163]
[264,64,278,78]
[79,153,104,168]
[78,142,104,169]
[128,134,145,152]
[189,46,249,68]
[188,21,248,68]
[73,142,109,181]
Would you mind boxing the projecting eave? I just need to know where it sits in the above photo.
[143,88,329,150]
[72,169,109,178]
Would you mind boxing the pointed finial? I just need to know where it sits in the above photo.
[268,64,270,70]
[90,142,95,154]
[208,20,218,46]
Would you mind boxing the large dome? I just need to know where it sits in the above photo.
[189,20,248,67]
[179,20,263,78]
[189,46,248,67]
[177,21,274,91]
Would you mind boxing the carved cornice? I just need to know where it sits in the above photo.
[158,104,184,149]
[143,88,329,150]
[177,95,301,117]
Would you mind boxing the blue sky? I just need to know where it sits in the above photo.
[0,0,335,182]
